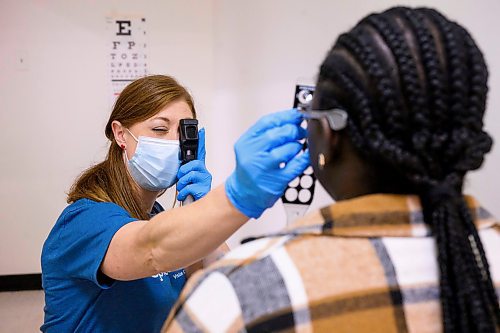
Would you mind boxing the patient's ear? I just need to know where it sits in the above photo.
[328,128,341,160]
[307,117,339,174]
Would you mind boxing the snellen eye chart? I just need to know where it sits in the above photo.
[107,16,148,101]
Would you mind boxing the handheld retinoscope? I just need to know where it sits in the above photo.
[179,119,199,206]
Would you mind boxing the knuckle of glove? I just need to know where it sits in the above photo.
[193,160,205,168]
[263,131,275,143]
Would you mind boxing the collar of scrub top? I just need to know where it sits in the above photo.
[298,106,348,131]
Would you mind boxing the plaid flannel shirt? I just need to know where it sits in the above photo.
[162,194,500,333]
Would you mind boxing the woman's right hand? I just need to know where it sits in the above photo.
[225,109,310,218]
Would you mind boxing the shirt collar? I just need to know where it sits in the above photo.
[291,194,497,238]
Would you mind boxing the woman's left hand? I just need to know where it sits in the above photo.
[176,128,212,201]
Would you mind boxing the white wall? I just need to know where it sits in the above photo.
[1,0,499,274]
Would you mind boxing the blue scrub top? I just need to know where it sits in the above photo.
[41,199,187,333]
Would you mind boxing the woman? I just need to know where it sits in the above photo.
[162,7,499,333]
[41,75,310,332]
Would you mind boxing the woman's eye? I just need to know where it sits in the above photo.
[153,128,169,133]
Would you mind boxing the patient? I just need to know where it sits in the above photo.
[162,6,500,333]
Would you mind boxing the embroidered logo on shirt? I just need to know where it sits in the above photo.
[152,270,185,281]
[152,272,168,281]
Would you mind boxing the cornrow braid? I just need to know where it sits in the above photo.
[318,59,371,155]
[336,33,427,179]
[317,6,499,332]
[397,8,451,179]
[363,13,441,176]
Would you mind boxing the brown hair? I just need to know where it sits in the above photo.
[67,75,196,219]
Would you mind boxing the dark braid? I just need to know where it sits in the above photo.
[336,33,427,178]
[363,12,442,176]
[423,9,500,330]
[400,8,493,329]
[317,6,499,332]
[397,8,451,179]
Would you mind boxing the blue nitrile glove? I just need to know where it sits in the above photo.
[176,128,212,201]
[225,109,311,218]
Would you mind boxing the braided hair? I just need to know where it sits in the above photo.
[316,7,499,332]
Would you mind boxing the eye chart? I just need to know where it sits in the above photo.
[106,16,148,102]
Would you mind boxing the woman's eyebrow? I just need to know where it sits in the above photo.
[151,116,170,123]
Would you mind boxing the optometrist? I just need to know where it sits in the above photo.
[40,75,310,333]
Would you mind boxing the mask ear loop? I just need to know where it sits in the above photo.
[125,128,139,142]
[122,128,137,163]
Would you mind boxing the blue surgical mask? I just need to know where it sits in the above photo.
[125,129,181,191]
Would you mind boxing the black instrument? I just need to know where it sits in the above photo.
[281,84,316,224]
[179,119,198,164]
[179,119,199,205]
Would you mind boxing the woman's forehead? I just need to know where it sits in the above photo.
[149,100,194,122]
